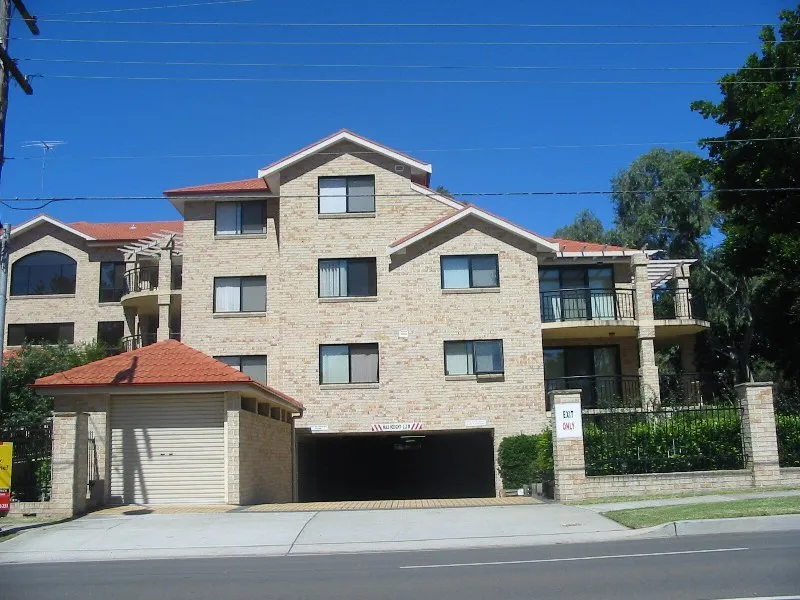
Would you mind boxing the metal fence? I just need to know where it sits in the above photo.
[540,288,636,322]
[658,372,737,407]
[774,388,800,467]
[652,288,707,320]
[582,405,746,476]
[0,422,52,502]
[545,375,642,411]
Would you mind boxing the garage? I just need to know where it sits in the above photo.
[109,394,225,504]
[297,430,495,502]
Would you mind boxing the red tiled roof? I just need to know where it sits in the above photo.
[69,220,184,241]
[546,238,631,253]
[164,177,270,196]
[33,340,303,411]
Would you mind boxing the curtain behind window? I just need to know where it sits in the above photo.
[319,178,347,213]
[319,260,347,297]
[321,345,349,383]
[215,278,241,312]
[441,256,470,288]
[350,345,378,382]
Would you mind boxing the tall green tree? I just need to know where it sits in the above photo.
[610,148,717,259]
[552,209,620,245]
[691,6,800,381]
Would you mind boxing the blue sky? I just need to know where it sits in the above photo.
[0,0,787,236]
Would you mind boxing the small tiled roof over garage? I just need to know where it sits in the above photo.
[33,340,303,411]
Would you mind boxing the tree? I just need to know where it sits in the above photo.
[434,185,454,198]
[0,341,109,429]
[691,6,800,381]
[552,209,621,245]
[610,148,717,259]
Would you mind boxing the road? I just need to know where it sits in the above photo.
[2,531,799,600]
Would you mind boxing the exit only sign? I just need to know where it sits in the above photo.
[555,403,583,439]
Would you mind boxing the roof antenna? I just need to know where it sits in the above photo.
[21,141,67,195]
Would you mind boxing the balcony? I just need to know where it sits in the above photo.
[652,288,709,339]
[124,265,159,294]
[120,264,182,311]
[121,333,157,352]
[545,375,642,410]
[540,288,637,340]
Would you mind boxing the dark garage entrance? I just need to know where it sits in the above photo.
[297,430,496,502]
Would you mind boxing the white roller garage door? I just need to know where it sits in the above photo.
[110,394,225,504]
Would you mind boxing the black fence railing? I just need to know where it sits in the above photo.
[0,423,52,502]
[123,265,159,295]
[540,288,635,322]
[121,333,157,352]
[658,372,737,407]
[583,405,746,476]
[546,375,642,410]
[652,288,707,320]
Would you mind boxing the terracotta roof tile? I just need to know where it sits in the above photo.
[33,340,303,411]
[546,237,632,252]
[164,177,270,196]
[69,220,183,241]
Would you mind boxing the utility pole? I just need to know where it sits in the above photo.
[0,0,38,408]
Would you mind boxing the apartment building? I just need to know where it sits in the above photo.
[6,130,709,503]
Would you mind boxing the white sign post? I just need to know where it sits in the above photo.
[554,402,583,439]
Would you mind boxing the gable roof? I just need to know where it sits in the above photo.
[388,204,560,254]
[164,177,270,197]
[33,340,303,412]
[8,215,184,243]
[257,129,432,181]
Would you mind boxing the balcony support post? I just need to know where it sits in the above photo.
[674,263,692,318]
[155,247,173,343]
[633,252,661,408]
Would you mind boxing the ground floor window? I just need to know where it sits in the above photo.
[97,321,124,350]
[444,340,504,376]
[544,345,622,408]
[8,322,75,346]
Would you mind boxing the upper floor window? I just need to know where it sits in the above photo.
[8,322,75,346]
[319,258,377,298]
[444,339,504,376]
[320,343,379,384]
[11,251,77,296]
[214,276,266,313]
[99,262,126,302]
[318,176,375,214]
[216,355,267,384]
[215,201,267,235]
[441,255,499,289]
[539,266,623,322]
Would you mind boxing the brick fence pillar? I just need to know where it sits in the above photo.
[737,382,781,488]
[550,389,587,503]
[50,412,89,516]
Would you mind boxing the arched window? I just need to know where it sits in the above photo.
[11,251,77,296]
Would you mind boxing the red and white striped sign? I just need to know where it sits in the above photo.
[371,422,423,432]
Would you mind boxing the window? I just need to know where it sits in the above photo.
[216,355,267,384]
[539,266,616,321]
[11,251,77,296]
[99,262,126,302]
[319,343,379,384]
[318,258,377,298]
[444,340,504,375]
[8,323,74,346]
[213,276,266,313]
[441,255,499,289]
[215,201,267,235]
[318,176,375,214]
[544,346,621,408]
[97,321,124,350]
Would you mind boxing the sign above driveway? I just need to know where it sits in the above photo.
[371,423,423,432]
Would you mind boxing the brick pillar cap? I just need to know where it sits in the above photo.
[735,381,774,388]
[549,389,582,398]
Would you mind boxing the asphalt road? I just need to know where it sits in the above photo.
[2,531,799,600]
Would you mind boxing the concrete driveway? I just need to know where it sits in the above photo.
[0,503,630,563]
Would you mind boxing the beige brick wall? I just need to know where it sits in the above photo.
[5,223,126,349]
[238,409,293,504]
[579,470,753,500]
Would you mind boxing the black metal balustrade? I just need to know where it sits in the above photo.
[652,288,707,320]
[123,265,160,295]
[545,375,642,410]
[540,288,636,323]
[121,333,157,352]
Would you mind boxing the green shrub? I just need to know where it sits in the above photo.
[777,414,800,467]
[584,412,744,476]
[498,431,554,489]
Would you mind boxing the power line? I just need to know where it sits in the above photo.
[34,19,775,28]
[17,57,793,71]
[2,187,799,212]
[14,37,789,46]
[42,1,254,16]
[6,137,800,162]
[33,74,780,85]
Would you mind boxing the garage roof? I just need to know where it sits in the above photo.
[33,340,303,412]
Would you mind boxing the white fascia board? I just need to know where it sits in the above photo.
[388,206,559,255]
[257,131,432,178]
[408,182,464,210]
[9,215,95,241]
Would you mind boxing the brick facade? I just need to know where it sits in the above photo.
[239,408,293,504]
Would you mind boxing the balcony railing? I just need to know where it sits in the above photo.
[121,333,157,352]
[658,372,736,407]
[540,288,636,323]
[653,288,707,320]
[545,375,642,410]
[123,266,159,295]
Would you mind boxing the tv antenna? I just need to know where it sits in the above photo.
[21,140,67,194]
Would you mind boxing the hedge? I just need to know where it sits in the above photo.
[497,431,553,489]
[777,413,800,467]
